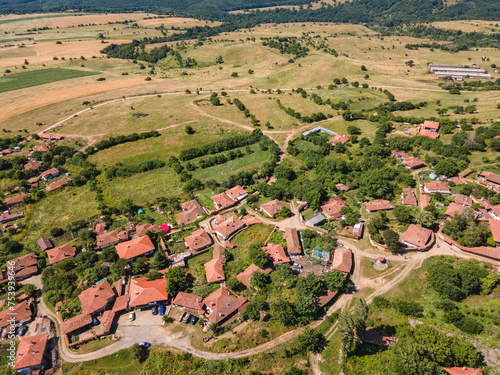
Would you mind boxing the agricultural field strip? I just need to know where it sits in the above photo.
[39,85,445,136]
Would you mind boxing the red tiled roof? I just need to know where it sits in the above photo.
[331,248,352,274]
[0,300,32,329]
[213,216,246,239]
[46,243,76,264]
[5,194,30,206]
[401,224,433,247]
[480,171,500,185]
[204,258,225,283]
[237,264,271,290]
[424,181,450,193]
[225,185,248,200]
[112,294,129,313]
[96,230,128,249]
[61,313,92,335]
[420,129,439,138]
[455,194,473,206]
[41,167,59,179]
[450,177,464,185]
[262,243,290,265]
[32,144,51,152]
[336,183,350,191]
[5,252,38,280]
[172,292,204,313]
[184,229,212,251]
[204,285,247,324]
[46,177,72,191]
[364,199,394,212]
[101,310,115,334]
[422,120,440,129]
[445,202,471,217]
[0,211,24,223]
[421,194,431,208]
[212,244,226,259]
[330,134,350,145]
[211,192,236,209]
[129,277,168,307]
[115,235,155,260]
[444,368,484,375]
[79,281,116,315]
[315,289,338,309]
[37,237,53,251]
[39,133,63,140]
[402,188,417,206]
[260,199,285,217]
[321,199,345,218]
[24,160,42,170]
[243,214,262,225]
[95,222,106,234]
[488,219,500,244]
[13,333,48,370]
[284,228,302,255]
[177,200,205,225]
[135,223,162,237]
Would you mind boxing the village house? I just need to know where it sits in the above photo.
[419,120,440,138]
[353,222,364,239]
[32,144,51,152]
[46,177,72,192]
[0,211,24,224]
[391,151,425,169]
[172,292,205,314]
[449,176,464,185]
[61,313,93,341]
[401,188,417,206]
[479,171,500,188]
[47,242,77,265]
[225,185,248,201]
[237,264,272,290]
[5,194,30,208]
[262,243,290,265]
[401,224,433,248]
[364,199,395,213]
[40,167,59,181]
[423,181,451,194]
[488,219,500,246]
[135,223,165,237]
[184,228,213,252]
[115,235,156,261]
[0,301,33,337]
[37,237,53,251]
[321,197,347,219]
[283,228,302,256]
[129,277,169,309]
[211,192,236,210]
[24,160,42,171]
[455,194,473,206]
[445,203,477,218]
[363,327,398,347]
[260,199,285,217]
[305,213,326,226]
[420,194,431,209]
[0,253,37,282]
[336,183,350,192]
[13,333,49,374]
[203,285,247,325]
[96,230,129,249]
[212,216,246,240]
[330,248,353,275]
[38,133,63,141]
[204,257,225,284]
[79,281,116,316]
[177,199,206,225]
[330,134,350,146]
[94,222,106,235]
[489,205,500,220]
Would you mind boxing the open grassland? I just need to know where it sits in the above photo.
[19,186,100,243]
[430,20,500,33]
[0,68,98,93]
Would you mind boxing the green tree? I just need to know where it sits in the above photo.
[416,210,435,228]
[131,343,149,363]
[185,125,195,134]
[151,249,168,270]
[394,338,442,375]
[165,267,188,298]
[383,229,400,252]
[250,271,271,290]
[394,205,413,225]
[131,257,148,275]
[297,327,325,353]
[325,270,347,292]
[338,309,354,354]
[353,297,368,339]
[271,299,296,326]
[248,244,270,269]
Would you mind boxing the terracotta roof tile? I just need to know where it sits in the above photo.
[260,199,285,217]
[262,243,290,265]
[177,200,205,225]
[331,248,352,274]
[96,230,128,249]
[5,194,30,206]
[364,199,394,212]
[184,229,212,251]
[79,281,116,315]
[204,258,225,283]
[13,333,48,370]
[61,313,92,335]
[213,216,245,239]
[203,285,246,324]
[225,185,248,200]
[236,264,270,290]
[46,177,72,191]
[444,368,483,375]
[37,237,53,251]
[284,228,302,255]
[115,235,155,260]
[46,243,76,264]
[129,277,168,307]
[401,224,433,247]
[172,292,204,312]
[211,192,236,209]
[0,300,32,329]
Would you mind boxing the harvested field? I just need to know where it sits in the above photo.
[49,13,149,28]
[0,76,150,123]
[137,17,219,28]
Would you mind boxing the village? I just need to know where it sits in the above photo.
[1,113,500,375]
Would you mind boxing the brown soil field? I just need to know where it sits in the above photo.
[49,13,149,28]
[0,39,130,68]
[0,76,150,122]
[137,17,220,28]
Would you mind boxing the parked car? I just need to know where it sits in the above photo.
[139,342,151,348]
[93,317,100,326]
[182,313,191,323]
[18,326,28,336]
[129,312,135,321]
[179,312,186,322]
[189,315,197,325]
[158,305,164,315]
[152,306,158,315]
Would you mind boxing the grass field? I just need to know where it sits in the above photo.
[0,68,98,93]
